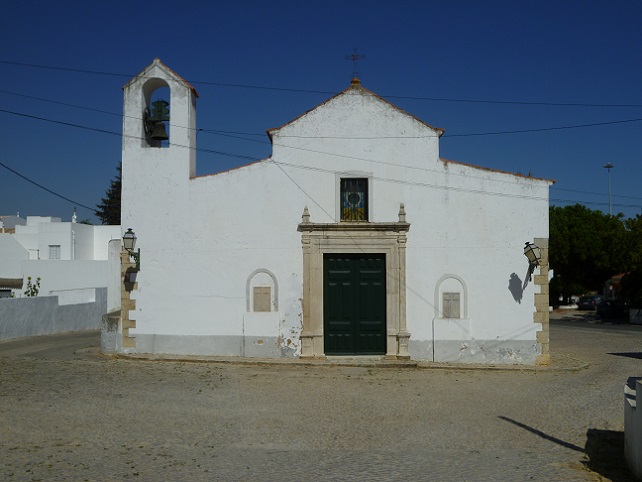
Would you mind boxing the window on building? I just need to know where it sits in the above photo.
[341,178,368,221]
[253,286,272,312]
[442,292,461,318]
[48,245,61,260]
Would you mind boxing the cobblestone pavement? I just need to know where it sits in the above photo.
[0,312,639,481]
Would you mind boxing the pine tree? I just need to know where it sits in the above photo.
[96,163,121,225]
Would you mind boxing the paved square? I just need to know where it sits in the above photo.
[0,311,638,480]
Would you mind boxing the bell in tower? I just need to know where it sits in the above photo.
[144,99,170,142]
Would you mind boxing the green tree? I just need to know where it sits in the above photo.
[96,163,121,225]
[549,204,627,302]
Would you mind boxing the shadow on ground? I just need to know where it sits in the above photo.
[608,352,642,360]
[584,429,633,482]
[498,417,635,481]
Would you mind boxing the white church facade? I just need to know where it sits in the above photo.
[119,59,552,364]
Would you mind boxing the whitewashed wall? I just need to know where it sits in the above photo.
[121,63,550,363]
[93,226,122,260]
[0,235,28,278]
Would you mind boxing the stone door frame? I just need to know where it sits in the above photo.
[297,206,410,359]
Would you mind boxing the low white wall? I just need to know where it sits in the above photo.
[0,288,106,340]
[18,260,108,296]
[50,288,96,306]
[625,377,642,478]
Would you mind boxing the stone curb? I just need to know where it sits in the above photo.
[109,351,589,372]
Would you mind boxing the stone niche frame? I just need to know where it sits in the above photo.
[297,205,411,359]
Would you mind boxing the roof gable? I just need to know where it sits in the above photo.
[267,79,443,141]
[122,58,199,97]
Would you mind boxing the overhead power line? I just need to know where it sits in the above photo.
[0,60,128,79]
[443,117,642,137]
[0,109,122,138]
[2,62,640,217]
[0,89,123,117]
[0,161,96,212]
[3,87,642,142]
[550,198,642,210]
[2,94,642,160]
[7,91,640,202]
[551,186,642,202]
[0,109,257,161]
[3,59,642,108]
[2,107,642,207]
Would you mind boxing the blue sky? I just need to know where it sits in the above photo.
[1,1,641,223]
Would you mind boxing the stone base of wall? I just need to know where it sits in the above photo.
[409,339,539,365]
[132,334,286,358]
[128,334,540,364]
[100,310,121,353]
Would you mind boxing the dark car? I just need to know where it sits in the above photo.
[597,299,629,320]
[578,295,603,310]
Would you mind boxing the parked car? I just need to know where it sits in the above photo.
[578,295,603,310]
[597,299,629,320]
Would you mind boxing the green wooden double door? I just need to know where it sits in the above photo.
[324,253,386,355]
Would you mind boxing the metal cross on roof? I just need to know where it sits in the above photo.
[345,48,366,79]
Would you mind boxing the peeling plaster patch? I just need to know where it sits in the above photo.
[280,344,296,358]
[288,325,301,353]
[498,348,516,359]
[256,340,264,345]
[277,304,303,356]
[277,330,298,358]
[412,339,537,364]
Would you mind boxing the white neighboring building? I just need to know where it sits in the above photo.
[13,216,118,261]
[0,216,121,297]
[120,59,552,364]
[0,234,28,298]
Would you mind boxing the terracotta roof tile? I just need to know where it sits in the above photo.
[0,278,23,289]
[440,157,555,184]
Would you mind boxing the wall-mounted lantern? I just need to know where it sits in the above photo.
[524,242,541,282]
[524,242,541,267]
[123,228,141,270]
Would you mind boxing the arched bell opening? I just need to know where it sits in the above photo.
[142,79,170,148]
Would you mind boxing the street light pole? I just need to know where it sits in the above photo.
[603,163,614,215]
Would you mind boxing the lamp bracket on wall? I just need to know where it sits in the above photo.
[123,228,141,271]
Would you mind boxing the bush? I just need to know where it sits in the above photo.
[24,276,41,297]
